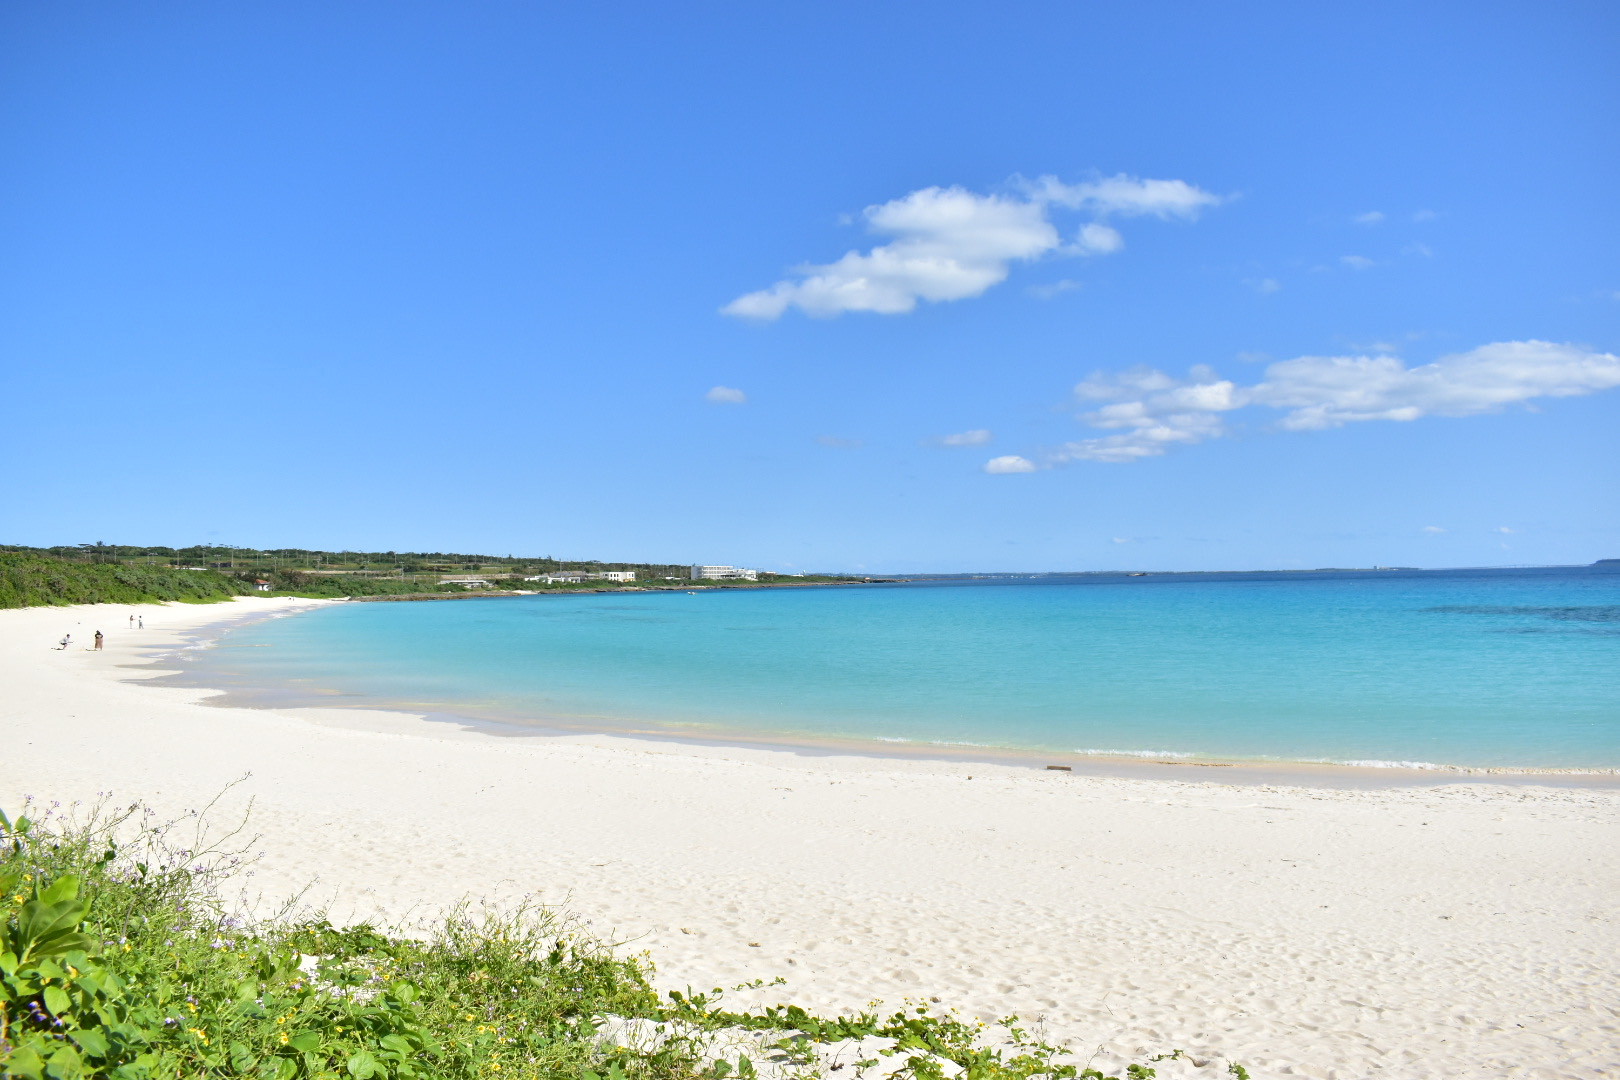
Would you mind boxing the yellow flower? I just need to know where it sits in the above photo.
[280,1033,289,1045]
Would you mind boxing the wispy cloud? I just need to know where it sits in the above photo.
[984,340,1620,470]
[1253,341,1620,430]
[1353,211,1386,225]
[1421,525,1447,534]
[1028,279,1083,300]
[705,385,747,404]
[1412,209,1438,223]
[1340,255,1376,270]
[935,429,993,447]
[1247,277,1281,294]
[723,173,1221,320]
[1054,365,1239,463]
[1024,174,1224,219]
[1073,223,1124,255]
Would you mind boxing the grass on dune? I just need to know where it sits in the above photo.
[0,795,1223,1080]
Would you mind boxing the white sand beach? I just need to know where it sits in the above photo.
[2,597,1617,1079]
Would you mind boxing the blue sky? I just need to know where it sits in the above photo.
[2,1,1616,572]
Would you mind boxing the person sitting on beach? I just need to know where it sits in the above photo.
[93,630,104,651]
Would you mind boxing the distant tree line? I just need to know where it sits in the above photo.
[0,542,698,578]
[0,546,860,607]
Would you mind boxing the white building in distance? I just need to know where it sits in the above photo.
[525,570,637,584]
[690,565,758,581]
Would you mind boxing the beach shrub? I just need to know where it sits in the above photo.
[0,555,245,609]
[0,799,1195,1080]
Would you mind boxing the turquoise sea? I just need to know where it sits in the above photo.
[178,566,1620,770]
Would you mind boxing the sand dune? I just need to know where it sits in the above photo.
[2,598,1616,1079]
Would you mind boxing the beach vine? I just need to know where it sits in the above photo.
[0,797,1219,1080]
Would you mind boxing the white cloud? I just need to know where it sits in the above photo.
[1495,526,1516,535]
[723,187,1057,319]
[1074,223,1124,255]
[1014,340,1620,466]
[723,173,1220,320]
[1412,209,1438,222]
[1353,211,1386,225]
[1052,365,1243,463]
[937,429,993,447]
[1028,174,1224,219]
[984,455,1037,474]
[705,385,747,404]
[1422,526,1447,534]
[1250,277,1281,294]
[1252,340,1620,430]
[1404,242,1434,258]
[1340,255,1376,270]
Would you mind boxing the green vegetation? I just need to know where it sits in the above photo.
[0,546,864,608]
[2,544,705,583]
[0,799,1200,1080]
[0,555,246,610]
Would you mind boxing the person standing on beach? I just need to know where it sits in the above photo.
[128,614,135,628]
[137,616,144,629]
[93,630,104,650]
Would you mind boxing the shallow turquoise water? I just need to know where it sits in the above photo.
[183,567,1620,769]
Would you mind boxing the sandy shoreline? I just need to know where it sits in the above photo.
[3,598,1618,1078]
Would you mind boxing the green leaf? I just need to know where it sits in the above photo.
[68,1028,110,1059]
[289,1032,321,1053]
[44,984,73,1015]
[378,1034,413,1055]
[346,1050,380,1078]
[44,1042,86,1079]
[39,875,80,906]
[4,1046,48,1080]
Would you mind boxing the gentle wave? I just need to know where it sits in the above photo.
[1073,748,1196,760]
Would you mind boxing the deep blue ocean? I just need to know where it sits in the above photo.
[181,566,1620,770]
